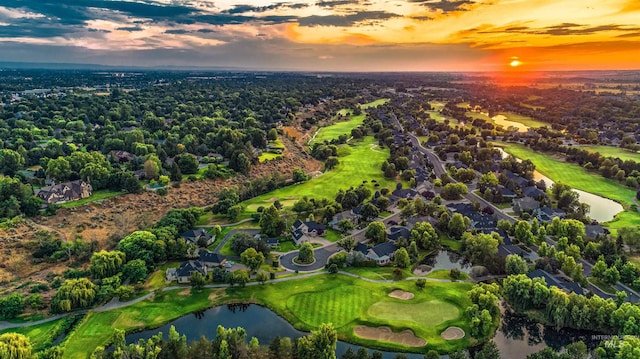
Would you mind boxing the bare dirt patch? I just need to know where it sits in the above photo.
[388,290,414,300]
[178,288,191,296]
[412,265,432,276]
[354,326,426,347]
[441,326,465,340]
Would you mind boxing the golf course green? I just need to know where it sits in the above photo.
[59,274,473,358]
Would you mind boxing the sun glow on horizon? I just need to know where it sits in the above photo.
[510,59,521,67]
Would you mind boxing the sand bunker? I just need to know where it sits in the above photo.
[441,326,465,340]
[354,326,426,347]
[388,290,414,300]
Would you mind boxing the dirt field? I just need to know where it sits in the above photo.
[0,134,320,293]
[388,290,414,300]
[441,326,465,340]
[354,326,426,347]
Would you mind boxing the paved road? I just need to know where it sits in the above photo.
[278,211,401,272]
[392,113,515,223]
[213,228,260,254]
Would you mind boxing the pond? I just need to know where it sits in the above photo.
[125,304,423,359]
[493,304,602,358]
[421,250,472,273]
[532,171,623,223]
[491,115,529,133]
[124,303,604,359]
[497,148,623,222]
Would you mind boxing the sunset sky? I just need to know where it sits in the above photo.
[1,0,639,71]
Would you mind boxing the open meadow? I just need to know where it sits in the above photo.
[60,274,473,358]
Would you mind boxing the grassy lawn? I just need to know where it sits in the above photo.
[258,152,284,163]
[496,112,548,128]
[342,267,412,281]
[426,269,470,281]
[497,142,640,231]
[581,145,640,163]
[324,228,342,242]
[588,277,617,295]
[243,137,394,213]
[312,99,388,145]
[274,240,297,253]
[195,211,214,226]
[440,234,462,252]
[498,143,637,206]
[0,317,67,352]
[145,261,182,290]
[59,274,472,357]
[58,190,123,208]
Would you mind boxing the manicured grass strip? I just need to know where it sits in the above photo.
[311,99,389,145]
[426,270,470,281]
[581,145,640,163]
[0,318,66,352]
[58,190,123,208]
[258,152,283,162]
[368,301,460,327]
[499,143,637,206]
[287,286,370,327]
[243,137,394,212]
[496,112,548,128]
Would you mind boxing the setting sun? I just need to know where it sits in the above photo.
[510,60,522,67]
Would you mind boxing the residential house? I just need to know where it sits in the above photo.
[585,225,608,239]
[532,206,566,222]
[329,210,360,229]
[173,260,207,284]
[512,197,540,215]
[388,226,411,242]
[291,220,326,245]
[109,150,133,163]
[36,180,93,204]
[254,234,280,248]
[355,242,398,266]
[180,228,214,247]
[522,186,547,200]
[199,251,226,269]
[527,269,584,295]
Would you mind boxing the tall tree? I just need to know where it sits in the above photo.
[241,248,265,273]
[298,323,337,359]
[259,205,285,237]
[90,250,126,279]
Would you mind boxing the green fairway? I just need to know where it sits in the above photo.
[243,137,394,212]
[581,145,640,163]
[0,318,67,352]
[496,112,548,128]
[287,286,371,327]
[499,143,637,206]
[311,99,388,145]
[368,300,460,327]
[498,143,640,230]
[59,274,472,357]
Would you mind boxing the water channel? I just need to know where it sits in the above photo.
[124,304,603,359]
[421,250,472,273]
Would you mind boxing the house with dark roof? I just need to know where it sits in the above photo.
[329,210,360,229]
[585,225,608,239]
[199,251,226,269]
[527,269,584,295]
[522,186,547,199]
[355,242,398,265]
[512,197,540,215]
[532,206,566,222]
[36,180,92,204]
[180,228,214,247]
[388,226,411,242]
[109,150,134,163]
[292,220,325,245]
[169,260,208,283]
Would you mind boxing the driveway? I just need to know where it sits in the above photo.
[279,245,339,272]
